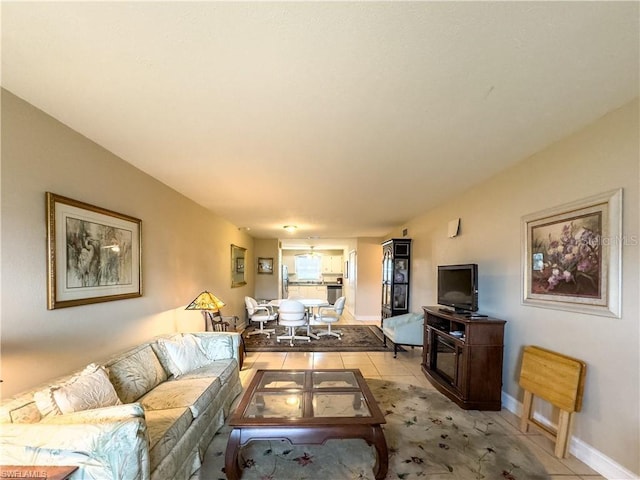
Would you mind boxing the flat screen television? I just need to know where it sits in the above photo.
[437,264,478,313]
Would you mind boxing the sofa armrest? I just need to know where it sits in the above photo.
[0,415,150,480]
[40,402,145,424]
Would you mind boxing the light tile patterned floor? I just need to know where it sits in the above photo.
[195,313,606,479]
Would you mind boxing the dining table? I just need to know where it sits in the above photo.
[266,298,330,339]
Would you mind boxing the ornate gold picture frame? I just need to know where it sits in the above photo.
[46,192,142,309]
[522,189,622,318]
[231,244,247,287]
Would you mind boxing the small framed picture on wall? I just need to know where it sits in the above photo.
[257,257,274,274]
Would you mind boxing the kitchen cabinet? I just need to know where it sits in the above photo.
[287,286,301,298]
[321,255,343,274]
[298,285,327,300]
[283,255,296,275]
[287,285,327,301]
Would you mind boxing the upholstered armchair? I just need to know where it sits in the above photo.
[381,312,424,358]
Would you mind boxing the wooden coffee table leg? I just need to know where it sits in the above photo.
[224,428,242,480]
[371,425,389,480]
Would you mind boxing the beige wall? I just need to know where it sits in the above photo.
[389,100,640,475]
[353,238,384,320]
[0,90,254,397]
[254,238,280,300]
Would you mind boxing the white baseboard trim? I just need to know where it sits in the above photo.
[501,391,638,480]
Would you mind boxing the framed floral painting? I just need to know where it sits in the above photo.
[522,189,622,318]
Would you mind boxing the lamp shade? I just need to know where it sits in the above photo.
[185,291,225,312]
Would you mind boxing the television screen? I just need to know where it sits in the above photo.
[437,264,478,313]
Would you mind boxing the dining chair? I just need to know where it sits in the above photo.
[244,296,277,338]
[276,299,310,346]
[316,296,346,339]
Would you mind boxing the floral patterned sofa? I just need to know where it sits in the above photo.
[0,332,243,480]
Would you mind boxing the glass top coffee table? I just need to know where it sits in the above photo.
[225,369,388,480]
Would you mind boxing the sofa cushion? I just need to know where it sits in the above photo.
[33,364,122,417]
[107,345,168,404]
[138,377,221,418]
[157,334,210,377]
[145,407,194,472]
[179,359,238,385]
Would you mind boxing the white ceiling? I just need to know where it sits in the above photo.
[2,2,638,241]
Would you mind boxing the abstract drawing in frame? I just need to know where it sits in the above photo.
[46,192,142,309]
[522,189,622,318]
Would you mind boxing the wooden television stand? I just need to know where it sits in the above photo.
[421,306,506,411]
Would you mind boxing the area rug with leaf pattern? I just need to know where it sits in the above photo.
[242,323,394,353]
[198,378,550,479]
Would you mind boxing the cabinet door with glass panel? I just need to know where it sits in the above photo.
[381,238,411,324]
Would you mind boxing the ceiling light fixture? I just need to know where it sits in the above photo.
[283,225,297,233]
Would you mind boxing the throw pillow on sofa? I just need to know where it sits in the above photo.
[158,334,210,377]
[198,334,235,361]
[34,363,122,417]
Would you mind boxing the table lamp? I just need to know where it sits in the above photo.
[186,290,226,331]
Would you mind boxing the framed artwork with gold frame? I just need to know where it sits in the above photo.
[522,189,622,318]
[257,257,274,274]
[46,192,142,309]
[231,244,247,287]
